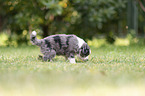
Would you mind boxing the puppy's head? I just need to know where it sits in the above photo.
[78,43,91,61]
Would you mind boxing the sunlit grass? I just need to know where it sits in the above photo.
[0,45,145,96]
[0,33,8,46]
[87,38,107,47]
[114,38,130,46]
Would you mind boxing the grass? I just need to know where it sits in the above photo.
[0,45,145,96]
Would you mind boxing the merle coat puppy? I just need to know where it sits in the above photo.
[30,31,91,63]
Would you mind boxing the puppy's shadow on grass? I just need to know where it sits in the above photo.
[76,59,88,63]
[37,55,65,62]
[37,55,88,63]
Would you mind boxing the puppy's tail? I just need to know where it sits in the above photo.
[30,31,42,46]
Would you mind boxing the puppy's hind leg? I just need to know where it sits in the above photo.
[48,49,56,61]
[43,54,49,61]
[38,55,43,60]
[43,49,56,62]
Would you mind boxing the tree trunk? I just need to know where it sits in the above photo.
[127,0,138,36]
[0,16,2,31]
[42,24,49,38]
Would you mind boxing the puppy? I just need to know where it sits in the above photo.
[30,31,91,63]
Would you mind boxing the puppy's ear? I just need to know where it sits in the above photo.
[81,43,90,56]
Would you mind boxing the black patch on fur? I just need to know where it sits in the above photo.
[53,36,62,49]
[31,37,35,41]
[70,55,74,58]
[83,49,89,56]
[66,36,73,45]
[45,39,51,48]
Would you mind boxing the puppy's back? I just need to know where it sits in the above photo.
[43,34,79,55]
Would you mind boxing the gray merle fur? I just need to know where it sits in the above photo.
[30,31,91,63]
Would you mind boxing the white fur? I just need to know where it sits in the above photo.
[32,31,37,36]
[83,56,88,60]
[90,50,91,54]
[68,58,76,63]
[76,37,85,48]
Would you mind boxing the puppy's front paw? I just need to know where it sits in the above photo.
[68,58,76,64]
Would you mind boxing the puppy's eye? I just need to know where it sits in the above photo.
[82,49,88,54]
[85,50,89,54]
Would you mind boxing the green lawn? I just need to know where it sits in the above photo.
[0,45,145,96]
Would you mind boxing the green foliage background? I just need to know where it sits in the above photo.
[0,0,144,45]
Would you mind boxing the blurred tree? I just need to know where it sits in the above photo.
[0,0,65,36]
[2,0,144,45]
[138,0,145,12]
[0,0,68,45]
[127,0,138,37]
[138,0,145,44]
[67,0,127,40]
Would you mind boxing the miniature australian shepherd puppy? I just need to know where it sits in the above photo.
[30,31,91,63]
